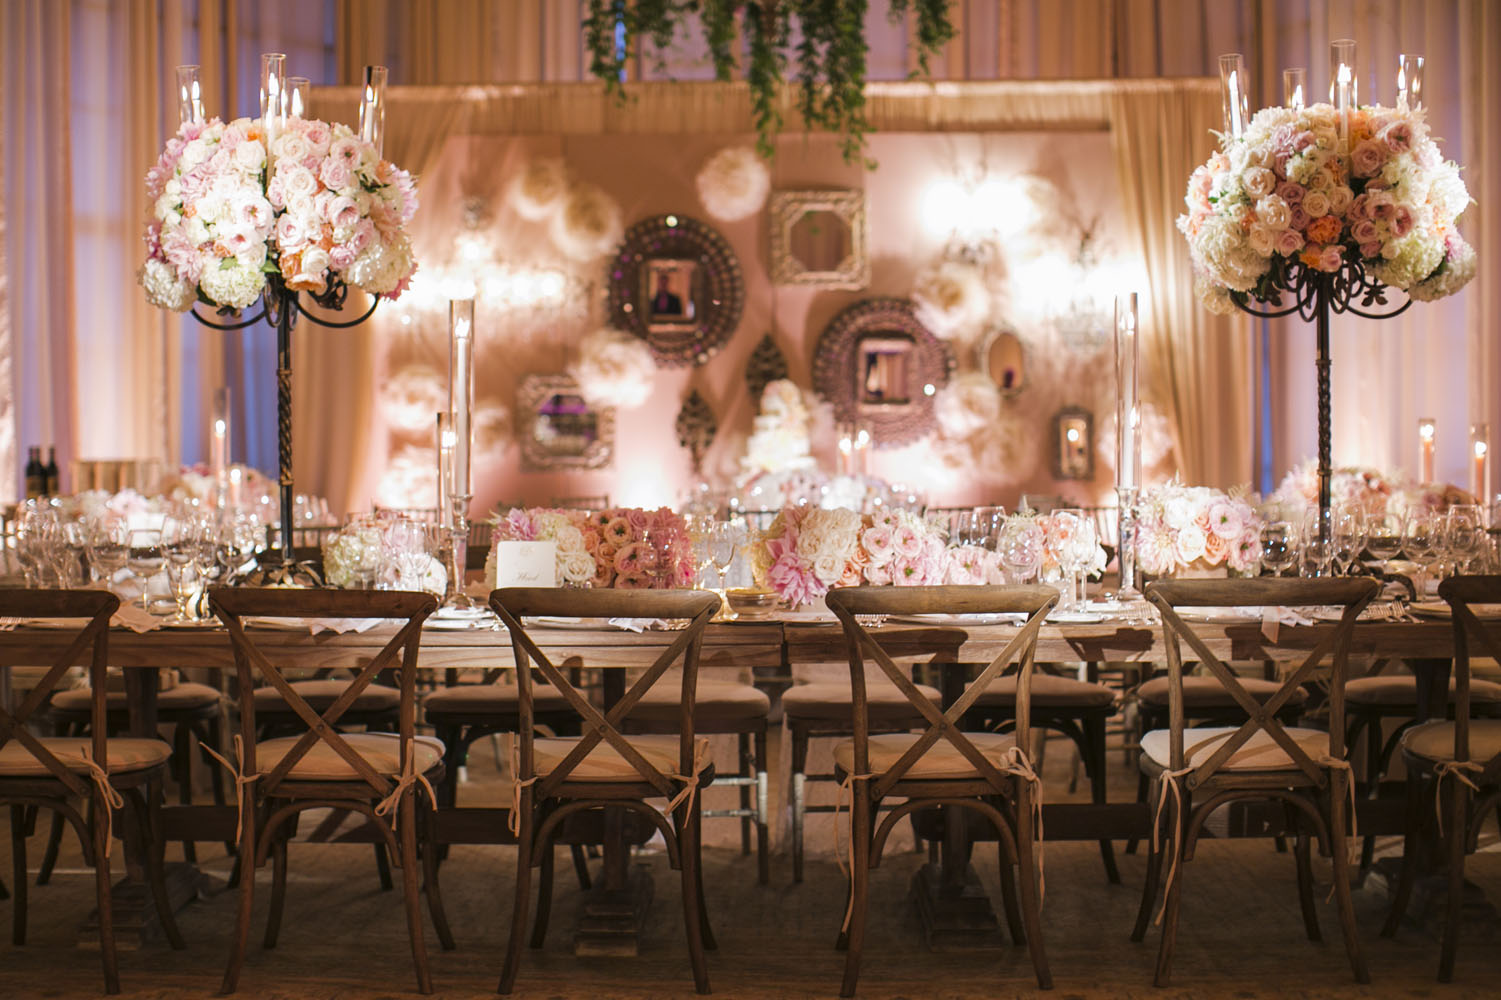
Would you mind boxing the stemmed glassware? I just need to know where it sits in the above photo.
[85,514,132,591]
[161,515,202,621]
[1403,510,1440,595]
[997,517,1044,585]
[383,517,437,592]
[683,514,717,589]
[1445,504,1486,576]
[1050,509,1097,611]
[1259,520,1298,577]
[1363,510,1404,571]
[1328,507,1366,575]
[128,529,165,613]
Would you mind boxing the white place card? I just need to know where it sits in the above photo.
[493,540,557,587]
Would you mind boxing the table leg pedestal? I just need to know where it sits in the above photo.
[574,865,654,956]
[80,862,212,949]
[909,862,1004,950]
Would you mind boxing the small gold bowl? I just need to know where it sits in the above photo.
[726,588,779,620]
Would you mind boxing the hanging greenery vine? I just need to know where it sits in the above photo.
[583,1,956,164]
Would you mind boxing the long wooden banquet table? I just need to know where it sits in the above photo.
[0,607,1459,949]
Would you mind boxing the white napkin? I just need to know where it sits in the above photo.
[1260,606,1315,643]
[304,617,386,635]
[111,604,164,634]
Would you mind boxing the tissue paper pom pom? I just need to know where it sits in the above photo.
[550,183,624,262]
[912,260,990,339]
[473,398,512,453]
[374,444,437,509]
[507,158,569,221]
[379,365,447,434]
[695,147,770,222]
[934,372,1001,440]
[568,327,657,409]
[971,409,1039,485]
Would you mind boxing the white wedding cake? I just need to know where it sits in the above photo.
[741,379,816,478]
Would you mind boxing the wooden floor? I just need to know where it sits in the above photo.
[4,721,1500,998]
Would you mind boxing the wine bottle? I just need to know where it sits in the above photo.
[43,446,59,495]
[24,446,44,499]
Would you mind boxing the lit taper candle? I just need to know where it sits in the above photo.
[1396,53,1423,111]
[176,65,204,125]
[359,65,388,159]
[259,53,287,145]
[1419,418,1436,483]
[449,299,474,508]
[1282,68,1306,111]
[1218,54,1249,138]
[1330,40,1356,149]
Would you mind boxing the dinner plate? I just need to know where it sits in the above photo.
[424,615,501,631]
[524,616,609,629]
[1408,601,1501,620]
[1047,611,1106,624]
[159,618,223,629]
[433,604,491,621]
[887,613,1025,627]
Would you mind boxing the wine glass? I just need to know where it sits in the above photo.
[1299,512,1335,578]
[1445,504,1486,576]
[85,514,132,591]
[160,516,202,621]
[1363,510,1404,569]
[1403,511,1440,595]
[709,518,741,588]
[128,529,165,612]
[972,506,1006,550]
[1328,507,1366,575]
[997,518,1044,585]
[1049,509,1095,610]
[1259,520,1298,577]
[683,513,717,589]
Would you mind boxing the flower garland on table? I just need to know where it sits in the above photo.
[140,115,418,313]
[1268,458,1476,517]
[322,518,447,593]
[1179,102,1474,314]
[1134,483,1263,578]
[747,506,949,607]
[485,506,695,590]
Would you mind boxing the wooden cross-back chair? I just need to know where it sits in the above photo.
[208,587,450,995]
[1380,574,1501,981]
[824,584,1058,998]
[489,587,721,996]
[0,589,183,994]
[1133,577,1378,988]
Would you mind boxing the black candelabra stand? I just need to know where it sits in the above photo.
[1232,256,1410,541]
[193,274,379,584]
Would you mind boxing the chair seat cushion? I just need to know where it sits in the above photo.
[1139,726,1332,772]
[254,733,445,781]
[51,681,221,714]
[1136,675,1307,710]
[1400,719,1501,764]
[0,737,171,777]
[833,732,1019,781]
[423,682,573,717]
[628,680,771,723]
[253,679,400,714]
[1346,675,1501,707]
[532,734,710,782]
[975,672,1115,710]
[782,681,943,723]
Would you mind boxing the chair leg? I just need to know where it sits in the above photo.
[1380,766,1425,938]
[1290,810,1321,942]
[373,842,394,891]
[92,797,120,995]
[1084,715,1120,884]
[1152,836,1185,987]
[790,728,809,883]
[754,728,770,886]
[498,815,534,995]
[36,810,64,886]
[1355,714,1381,872]
[420,804,455,951]
[529,842,555,949]
[1131,779,1164,943]
[173,721,197,864]
[737,732,752,855]
[1014,787,1052,989]
[1439,777,1468,982]
[1328,775,1369,984]
[694,804,717,951]
[133,786,185,951]
[995,835,1025,945]
[11,805,28,946]
[398,802,435,994]
[569,843,591,890]
[263,836,288,949]
[838,795,870,998]
[679,803,711,995]
[203,715,233,858]
[220,796,257,994]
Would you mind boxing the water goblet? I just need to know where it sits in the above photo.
[1363,510,1404,569]
[1445,504,1486,575]
[85,514,132,591]
[1329,507,1366,575]
[1259,521,1298,577]
[1403,511,1440,594]
[998,518,1044,585]
[128,530,165,612]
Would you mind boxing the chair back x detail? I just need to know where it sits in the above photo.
[825,585,1058,800]
[1145,577,1378,791]
[209,587,436,804]
[488,588,720,805]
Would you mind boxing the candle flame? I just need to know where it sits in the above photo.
[1420,422,1435,441]
[214,418,226,436]
[1477,441,1489,459]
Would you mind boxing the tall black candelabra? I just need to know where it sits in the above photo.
[193,274,378,584]
[1232,256,1410,541]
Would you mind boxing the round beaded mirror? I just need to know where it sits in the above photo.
[606,213,745,367]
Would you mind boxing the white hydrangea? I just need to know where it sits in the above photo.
[198,258,265,309]
[139,258,196,312]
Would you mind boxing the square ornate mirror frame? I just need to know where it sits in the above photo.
[769,189,869,289]
[517,374,615,472]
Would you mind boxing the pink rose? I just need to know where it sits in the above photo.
[893,524,922,559]
[1349,193,1370,219]
[1318,245,1345,272]
[1288,206,1310,232]
[1359,241,1382,259]
[330,136,363,165]
[864,563,892,586]
[1275,181,1304,205]
[1390,205,1415,238]
[615,571,650,590]
[1350,140,1386,178]
[325,194,360,230]
[1350,219,1379,244]
[1380,121,1412,153]
[319,157,354,192]
[1275,228,1305,256]
[624,508,652,535]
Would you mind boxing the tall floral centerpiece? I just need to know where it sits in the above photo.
[1134,483,1264,578]
[1181,44,1473,536]
[139,58,418,578]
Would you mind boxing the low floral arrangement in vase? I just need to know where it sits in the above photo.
[1179,101,1474,313]
[484,506,695,589]
[1268,458,1477,516]
[746,505,950,607]
[1135,482,1264,578]
[140,115,418,312]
